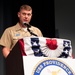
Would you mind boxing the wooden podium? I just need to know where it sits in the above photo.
[6,41,24,75]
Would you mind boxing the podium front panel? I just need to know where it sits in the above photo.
[23,56,75,75]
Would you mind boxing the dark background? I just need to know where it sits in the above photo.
[0,0,55,75]
[3,0,55,37]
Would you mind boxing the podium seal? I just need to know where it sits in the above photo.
[32,58,74,75]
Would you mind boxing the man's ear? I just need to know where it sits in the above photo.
[17,12,20,18]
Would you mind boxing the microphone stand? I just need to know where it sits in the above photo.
[27,28,38,36]
[23,22,37,36]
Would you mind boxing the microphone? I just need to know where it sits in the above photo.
[23,22,37,36]
[23,22,31,28]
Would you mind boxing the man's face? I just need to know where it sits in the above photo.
[18,9,32,24]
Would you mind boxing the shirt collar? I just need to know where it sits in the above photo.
[15,22,33,31]
[15,22,23,31]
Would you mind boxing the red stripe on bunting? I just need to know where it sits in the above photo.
[19,39,27,56]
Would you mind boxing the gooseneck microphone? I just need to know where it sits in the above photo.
[23,22,31,28]
[23,22,37,36]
